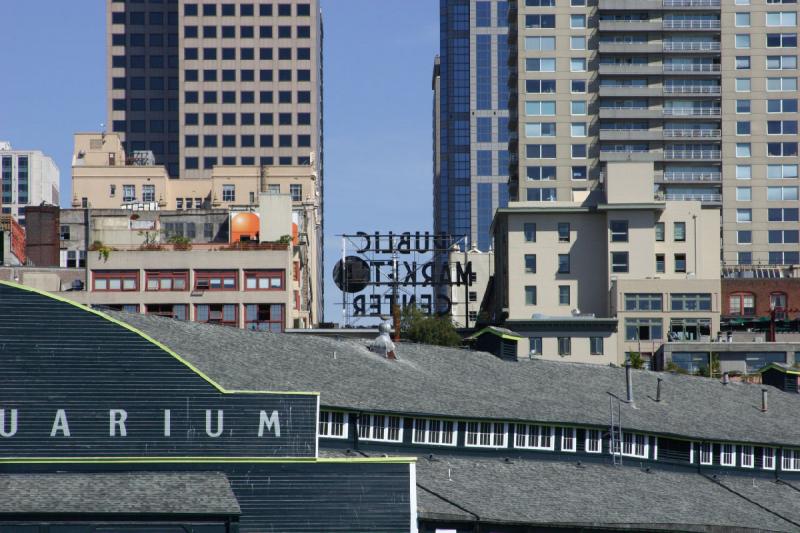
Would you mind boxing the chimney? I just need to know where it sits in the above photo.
[722,373,730,385]
[761,389,768,412]
[625,359,634,405]
[655,378,663,402]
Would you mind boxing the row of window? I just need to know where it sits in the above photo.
[319,411,800,471]
[98,303,285,332]
[184,89,312,105]
[527,336,605,357]
[92,270,285,292]
[183,155,307,169]
[183,3,312,18]
[184,134,312,148]
[728,292,788,316]
[625,293,713,312]
[625,318,711,342]
[184,24,311,39]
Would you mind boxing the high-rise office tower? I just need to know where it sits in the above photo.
[508,0,800,268]
[0,142,60,226]
[107,0,322,181]
[434,0,511,253]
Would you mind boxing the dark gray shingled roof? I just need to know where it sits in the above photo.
[317,449,800,532]
[0,472,240,514]
[412,454,800,532]
[108,311,800,447]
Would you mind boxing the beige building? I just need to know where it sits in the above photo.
[71,132,322,323]
[490,162,720,364]
[448,246,493,328]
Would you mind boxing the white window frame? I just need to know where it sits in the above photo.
[561,427,577,452]
[318,410,348,439]
[721,443,736,466]
[585,429,602,453]
[514,423,555,450]
[616,432,649,459]
[741,445,754,468]
[411,418,457,447]
[782,448,800,471]
[465,421,508,449]
[699,442,713,465]
[764,447,777,470]
[357,414,403,443]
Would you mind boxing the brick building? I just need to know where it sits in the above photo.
[722,274,800,321]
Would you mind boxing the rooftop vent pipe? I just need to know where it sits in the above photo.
[655,378,663,402]
[761,388,769,412]
[625,359,634,405]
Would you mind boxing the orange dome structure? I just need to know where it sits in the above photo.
[230,212,260,243]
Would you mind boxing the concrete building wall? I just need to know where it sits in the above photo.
[449,248,493,328]
[0,144,60,225]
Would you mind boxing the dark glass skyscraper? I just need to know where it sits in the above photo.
[434,0,510,252]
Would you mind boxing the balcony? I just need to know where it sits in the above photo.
[663,85,721,96]
[663,64,721,74]
[598,64,663,76]
[663,41,720,52]
[663,19,721,30]
[663,192,722,203]
[599,0,661,8]
[600,149,662,162]
[663,108,721,117]
[662,0,720,8]
[599,20,663,32]
[599,42,663,54]
[599,107,664,119]
[662,171,721,182]
[599,85,662,97]
[663,149,721,161]
[663,128,721,139]
[599,129,664,141]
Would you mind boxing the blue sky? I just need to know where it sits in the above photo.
[0,1,439,321]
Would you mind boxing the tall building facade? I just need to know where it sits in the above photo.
[107,0,322,182]
[0,141,60,226]
[507,0,800,268]
[435,0,511,253]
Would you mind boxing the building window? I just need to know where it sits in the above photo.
[145,270,188,291]
[558,222,570,242]
[729,293,755,316]
[318,411,348,439]
[674,254,687,273]
[524,254,537,273]
[194,270,237,291]
[559,285,570,305]
[93,271,138,291]
[524,223,536,242]
[122,184,136,202]
[558,254,570,274]
[625,294,662,311]
[60,225,70,240]
[617,433,648,459]
[529,337,542,357]
[195,304,238,327]
[411,418,456,446]
[561,428,577,452]
[611,252,629,273]
[671,293,712,311]
[289,184,302,201]
[244,304,284,332]
[655,222,665,242]
[673,222,686,242]
[65,250,86,268]
[222,184,235,202]
[721,443,736,466]
[764,447,776,470]
[465,421,507,448]
[771,292,788,319]
[558,337,571,356]
[514,424,554,450]
[145,304,188,320]
[741,445,754,469]
[525,286,537,305]
[590,337,603,355]
[782,449,800,471]
[358,414,403,443]
[625,318,663,341]
[610,220,628,242]
[656,254,665,273]
[142,184,155,203]
[244,270,284,290]
[585,429,602,453]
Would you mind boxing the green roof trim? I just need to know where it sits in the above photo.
[758,363,800,375]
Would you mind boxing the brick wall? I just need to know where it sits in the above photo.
[722,278,800,319]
